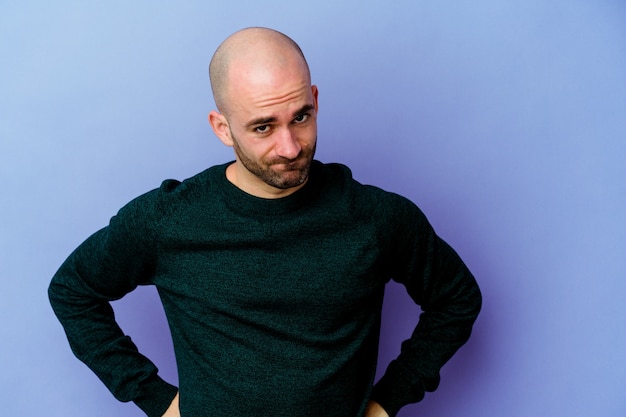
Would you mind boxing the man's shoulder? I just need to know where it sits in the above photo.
[159,163,229,196]
[314,161,416,212]
[316,161,402,196]
[313,160,351,179]
[118,163,229,218]
[314,161,373,193]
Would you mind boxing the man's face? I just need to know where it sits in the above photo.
[213,61,319,197]
[230,125,317,190]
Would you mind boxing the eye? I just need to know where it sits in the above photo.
[255,125,271,134]
[293,113,309,123]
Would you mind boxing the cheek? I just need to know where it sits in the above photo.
[240,138,274,161]
[299,123,317,142]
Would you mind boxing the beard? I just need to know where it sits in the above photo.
[231,134,317,190]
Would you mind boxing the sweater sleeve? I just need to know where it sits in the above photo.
[48,192,178,417]
[370,197,482,416]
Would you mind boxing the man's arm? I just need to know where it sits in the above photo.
[49,195,178,417]
[48,253,178,416]
[370,197,482,416]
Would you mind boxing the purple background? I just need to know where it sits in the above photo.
[1,1,625,416]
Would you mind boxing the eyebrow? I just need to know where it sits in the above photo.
[245,104,316,129]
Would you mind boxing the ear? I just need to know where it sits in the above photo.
[208,110,233,147]
[311,85,319,113]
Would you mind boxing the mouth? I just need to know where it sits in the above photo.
[272,158,306,171]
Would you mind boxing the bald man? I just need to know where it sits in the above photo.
[208,28,318,198]
[49,28,481,417]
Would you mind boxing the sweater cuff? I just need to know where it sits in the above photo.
[133,376,178,417]
[371,363,436,417]
[370,374,409,417]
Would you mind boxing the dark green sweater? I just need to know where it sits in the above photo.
[49,161,481,417]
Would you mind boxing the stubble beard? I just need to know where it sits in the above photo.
[232,137,317,190]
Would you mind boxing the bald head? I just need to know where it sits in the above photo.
[209,27,310,113]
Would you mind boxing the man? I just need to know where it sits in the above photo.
[49,27,481,417]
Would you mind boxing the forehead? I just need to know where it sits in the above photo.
[227,65,313,121]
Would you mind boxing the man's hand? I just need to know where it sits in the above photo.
[365,400,390,417]
[162,392,180,417]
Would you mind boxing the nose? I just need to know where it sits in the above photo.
[275,127,302,160]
